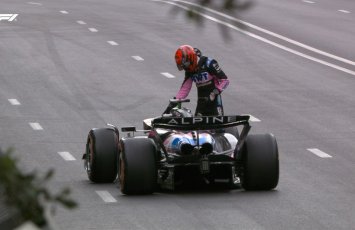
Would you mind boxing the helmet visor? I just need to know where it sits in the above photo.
[176,63,184,71]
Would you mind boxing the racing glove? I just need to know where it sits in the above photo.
[209,88,220,102]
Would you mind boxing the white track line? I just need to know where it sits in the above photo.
[170,0,355,67]
[161,72,176,78]
[28,2,42,5]
[168,0,354,65]
[88,28,98,32]
[60,10,68,14]
[302,0,315,4]
[8,99,21,105]
[132,56,144,61]
[307,148,332,158]
[338,10,350,14]
[29,122,43,130]
[58,152,76,161]
[77,20,86,25]
[156,0,355,75]
[96,191,117,203]
[107,41,119,46]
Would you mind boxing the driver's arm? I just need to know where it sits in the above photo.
[209,59,229,93]
[175,75,193,99]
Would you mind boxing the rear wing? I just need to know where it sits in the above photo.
[151,115,250,131]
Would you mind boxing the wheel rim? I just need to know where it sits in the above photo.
[119,154,125,191]
[87,135,94,174]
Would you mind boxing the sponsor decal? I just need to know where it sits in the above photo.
[166,116,236,125]
[213,63,221,72]
[152,115,249,129]
[196,81,212,87]
[0,14,18,22]
[192,72,209,83]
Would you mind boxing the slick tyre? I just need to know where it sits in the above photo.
[241,133,279,190]
[85,128,119,183]
[119,138,157,195]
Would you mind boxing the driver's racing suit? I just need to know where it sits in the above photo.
[176,56,229,116]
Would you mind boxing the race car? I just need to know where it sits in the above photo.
[82,99,279,194]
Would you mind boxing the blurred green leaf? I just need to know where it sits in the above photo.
[0,148,77,227]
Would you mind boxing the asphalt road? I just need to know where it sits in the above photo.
[1,0,355,229]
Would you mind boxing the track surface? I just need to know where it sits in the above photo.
[1,0,354,229]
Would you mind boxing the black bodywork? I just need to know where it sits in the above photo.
[139,115,251,190]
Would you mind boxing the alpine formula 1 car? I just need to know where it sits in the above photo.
[82,99,279,194]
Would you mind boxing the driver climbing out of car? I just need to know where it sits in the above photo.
[164,45,229,116]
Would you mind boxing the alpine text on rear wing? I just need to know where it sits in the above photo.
[152,115,250,130]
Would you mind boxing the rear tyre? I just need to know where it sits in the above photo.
[241,133,279,190]
[85,128,119,183]
[119,138,157,195]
